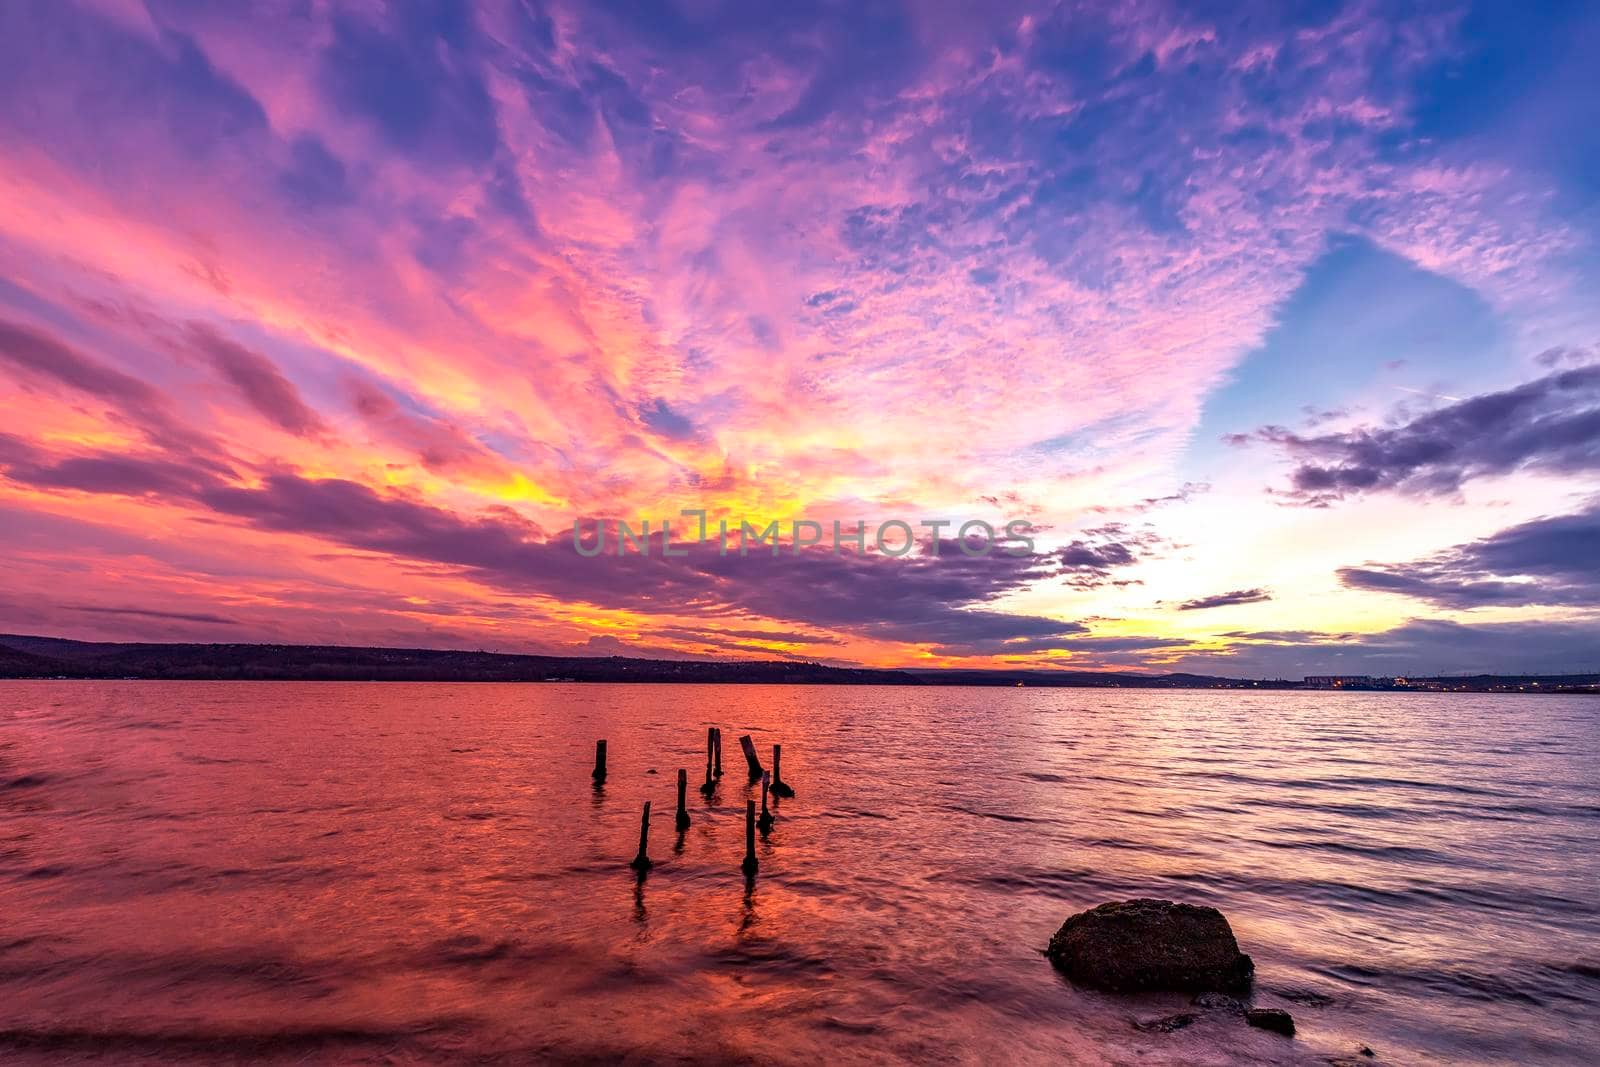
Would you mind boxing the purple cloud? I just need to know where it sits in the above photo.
[0,316,158,404]
[0,431,223,498]
[1055,523,1171,589]
[7,454,217,498]
[186,323,326,437]
[68,605,240,626]
[1244,364,1600,504]
[1172,618,1600,678]
[1176,588,1273,611]
[1339,501,1600,608]
[185,476,1113,656]
[0,316,224,460]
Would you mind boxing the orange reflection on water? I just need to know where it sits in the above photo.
[0,682,1595,1064]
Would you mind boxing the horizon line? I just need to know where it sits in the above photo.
[4,631,1597,685]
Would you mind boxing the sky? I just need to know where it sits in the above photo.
[0,0,1596,677]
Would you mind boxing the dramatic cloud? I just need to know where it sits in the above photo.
[186,472,1117,656]
[1173,618,1600,678]
[1339,501,1600,608]
[1053,523,1171,589]
[6,453,217,498]
[1177,588,1273,611]
[0,316,228,462]
[1242,364,1600,504]
[0,316,159,406]
[0,2,1596,668]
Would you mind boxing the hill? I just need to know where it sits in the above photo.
[0,633,1256,687]
[0,634,1592,691]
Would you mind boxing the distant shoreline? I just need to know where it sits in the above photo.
[7,679,1599,698]
[3,634,1595,694]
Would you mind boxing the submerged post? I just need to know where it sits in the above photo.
[741,799,758,877]
[758,771,774,835]
[675,768,691,831]
[592,739,607,783]
[770,743,794,798]
[713,727,723,778]
[738,734,765,782]
[629,801,652,871]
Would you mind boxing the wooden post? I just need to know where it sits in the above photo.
[629,801,652,871]
[770,743,794,798]
[675,768,691,831]
[712,727,723,778]
[592,739,607,783]
[741,799,758,876]
[738,734,764,782]
[699,747,715,797]
[758,771,774,835]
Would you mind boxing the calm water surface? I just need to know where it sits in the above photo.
[1,682,1596,1064]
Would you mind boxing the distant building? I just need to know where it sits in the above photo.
[1303,675,1379,688]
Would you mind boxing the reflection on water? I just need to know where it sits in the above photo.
[0,682,1596,1064]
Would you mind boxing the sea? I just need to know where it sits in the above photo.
[1,682,1596,1064]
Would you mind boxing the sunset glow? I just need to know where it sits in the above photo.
[1,1,1597,675]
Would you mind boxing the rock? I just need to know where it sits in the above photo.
[1191,991,1244,1014]
[1047,899,1255,993]
[1132,1012,1196,1033]
[1245,1008,1295,1036]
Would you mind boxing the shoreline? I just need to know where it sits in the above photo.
[1,632,1595,695]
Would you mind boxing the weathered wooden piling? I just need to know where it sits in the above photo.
[592,739,607,783]
[712,727,723,778]
[757,771,774,835]
[699,748,715,797]
[770,744,795,798]
[741,799,759,877]
[675,768,691,831]
[738,734,765,782]
[629,801,653,871]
